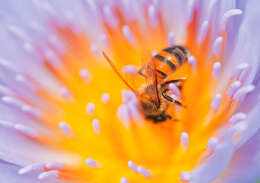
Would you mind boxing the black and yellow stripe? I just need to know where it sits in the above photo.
[151,46,189,80]
[138,45,189,81]
[154,54,176,71]
[162,46,189,66]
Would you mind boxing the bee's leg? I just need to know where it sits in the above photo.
[161,77,187,89]
[163,113,172,120]
[147,115,165,123]
[137,66,148,78]
[162,89,173,101]
[138,69,146,77]
[162,89,185,107]
[148,114,172,123]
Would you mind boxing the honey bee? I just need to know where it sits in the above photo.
[102,45,190,123]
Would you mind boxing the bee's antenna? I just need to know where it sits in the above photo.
[102,51,138,95]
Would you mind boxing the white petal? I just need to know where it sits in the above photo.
[0,162,67,183]
[213,131,260,183]
[222,0,260,87]
[191,129,234,183]
[0,120,81,166]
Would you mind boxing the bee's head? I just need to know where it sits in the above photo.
[138,93,158,115]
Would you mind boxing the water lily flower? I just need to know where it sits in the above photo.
[0,0,260,183]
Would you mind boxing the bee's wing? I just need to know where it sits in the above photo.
[138,49,155,78]
[146,57,160,108]
[137,49,160,107]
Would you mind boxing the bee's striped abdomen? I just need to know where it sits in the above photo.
[151,46,189,81]
[162,46,189,66]
[154,54,176,72]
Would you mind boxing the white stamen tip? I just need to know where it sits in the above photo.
[23,42,34,52]
[18,166,32,175]
[123,65,137,75]
[38,170,59,180]
[0,58,13,70]
[213,37,223,55]
[207,137,219,152]
[188,56,197,68]
[181,171,192,181]
[127,101,141,123]
[120,177,129,183]
[152,51,157,56]
[15,74,28,83]
[232,63,248,79]
[137,166,151,178]
[128,160,138,173]
[18,164,44,175]
[167,32,175,46]
[152,0,159,6]
[233,122,247,132]
[212,62,221,77]
[61,87,70,99]
[221,9,243,30]
[85,158,98,168]
[84,0,98,13]
[169,83,181,97]
[117,104,130,127]
[2,96,15,104]
[210,94,222,110]
[148,5,158,26]
[181,132,189,148]
[101,93,110,103]
[79,69,90,81]
[8,25,29,41]
[90,44,99,55]
[197,21,209,42]
[226,81,241,97]
[86,102,95,115]
[14,124,38,138]
[0,85,14,96]
[103,5,118,28]
[35,1,56,15]
[45,49,61,68]
[122,25,135,44]
[100,33,108,46]
[45,162,63,170]
[233,85,255,100]
[48,35,65,53]
[187,0,196,22]
[236,63,249,71]
[21,105,42,117]
[59,122,72,136]
[15,74,30,85]
[122,90,136,103]
[229,113,247,124]
[93,119,100,134]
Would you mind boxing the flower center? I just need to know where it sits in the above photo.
[17,1,251,183]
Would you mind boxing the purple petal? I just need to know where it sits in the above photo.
[191,129,234,183]
[0,162,67,183]
[214,131,260,183]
